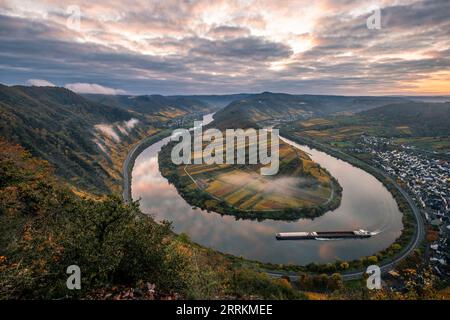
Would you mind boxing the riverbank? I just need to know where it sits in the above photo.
[277,129,425,277]
[122,115,212,203]
[123,128,175,203]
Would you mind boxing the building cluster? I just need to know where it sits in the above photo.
[267,112,313,127]
[355,135,450,278]
[162,111,205,128]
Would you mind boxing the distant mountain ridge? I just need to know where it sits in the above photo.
[212,92,411,128]
[169,94,251,108]
[0,85,132,122]
[82,93,219,116]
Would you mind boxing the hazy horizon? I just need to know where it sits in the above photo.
[3,83,450,99]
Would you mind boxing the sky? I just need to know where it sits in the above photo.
[0,0,449,95]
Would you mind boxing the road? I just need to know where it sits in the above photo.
[122,129,425,281]
[122,131,171,203]
[122,136,145,203]
[122,138,139,203]
[123,113,215,202]
[267,135,425,281]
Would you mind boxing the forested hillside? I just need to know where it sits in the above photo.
[212,92,410,128]
[360,102,450,136]
[0,85,216,193]
[0,138,305,299]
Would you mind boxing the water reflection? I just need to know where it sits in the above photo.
[132,114,403,265]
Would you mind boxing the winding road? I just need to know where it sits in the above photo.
[123,130,172,203]
[122,127,425,281]
[122,136,148,203]
[270,136,425,281]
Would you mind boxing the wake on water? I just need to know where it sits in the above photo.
[314,230,383,241]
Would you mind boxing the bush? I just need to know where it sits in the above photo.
[0,140,308,300]
[339,262,350,270]
[228,269,305,299]
[367,256,379,265]
[313,274,329,289]
[328,273,343,291]
[1,194,197,299]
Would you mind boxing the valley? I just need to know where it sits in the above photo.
[1,0,449,302]
[1,85,447,299]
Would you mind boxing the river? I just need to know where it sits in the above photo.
[131,113,403,265]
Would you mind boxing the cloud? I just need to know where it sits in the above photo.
[27,79,55,87]
[93,138,108,154]
[117,118,139,136]
[0,0,448,95]
[65,83,126,95]
[95,124,121,142]
[207,25,251,39]
[189,36,293,60]
[124,118,139,130]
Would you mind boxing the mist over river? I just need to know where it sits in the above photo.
[131,114,403,265]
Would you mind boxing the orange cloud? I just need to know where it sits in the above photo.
[403,71,450,95]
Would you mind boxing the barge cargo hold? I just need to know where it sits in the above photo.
[275,229,372,240]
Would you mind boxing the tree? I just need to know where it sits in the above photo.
[313,274,329,289]
[297,273,313,290]
[0,144,197,299]
[328,273,343,291]
[367,256,378,265]
[306,262,318,272]
[325,263,336,273]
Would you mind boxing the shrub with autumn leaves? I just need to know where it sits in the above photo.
[0,139,195,299]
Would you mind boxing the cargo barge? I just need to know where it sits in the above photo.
[275,229,372,240]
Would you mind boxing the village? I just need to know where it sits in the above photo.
[353,135,450,279]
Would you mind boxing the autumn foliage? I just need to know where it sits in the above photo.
[0,139,305,300]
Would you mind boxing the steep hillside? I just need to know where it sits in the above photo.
[0,85,141,192]
[360,102,450,136]
[0,85,215,194]
[0,138,306,300]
